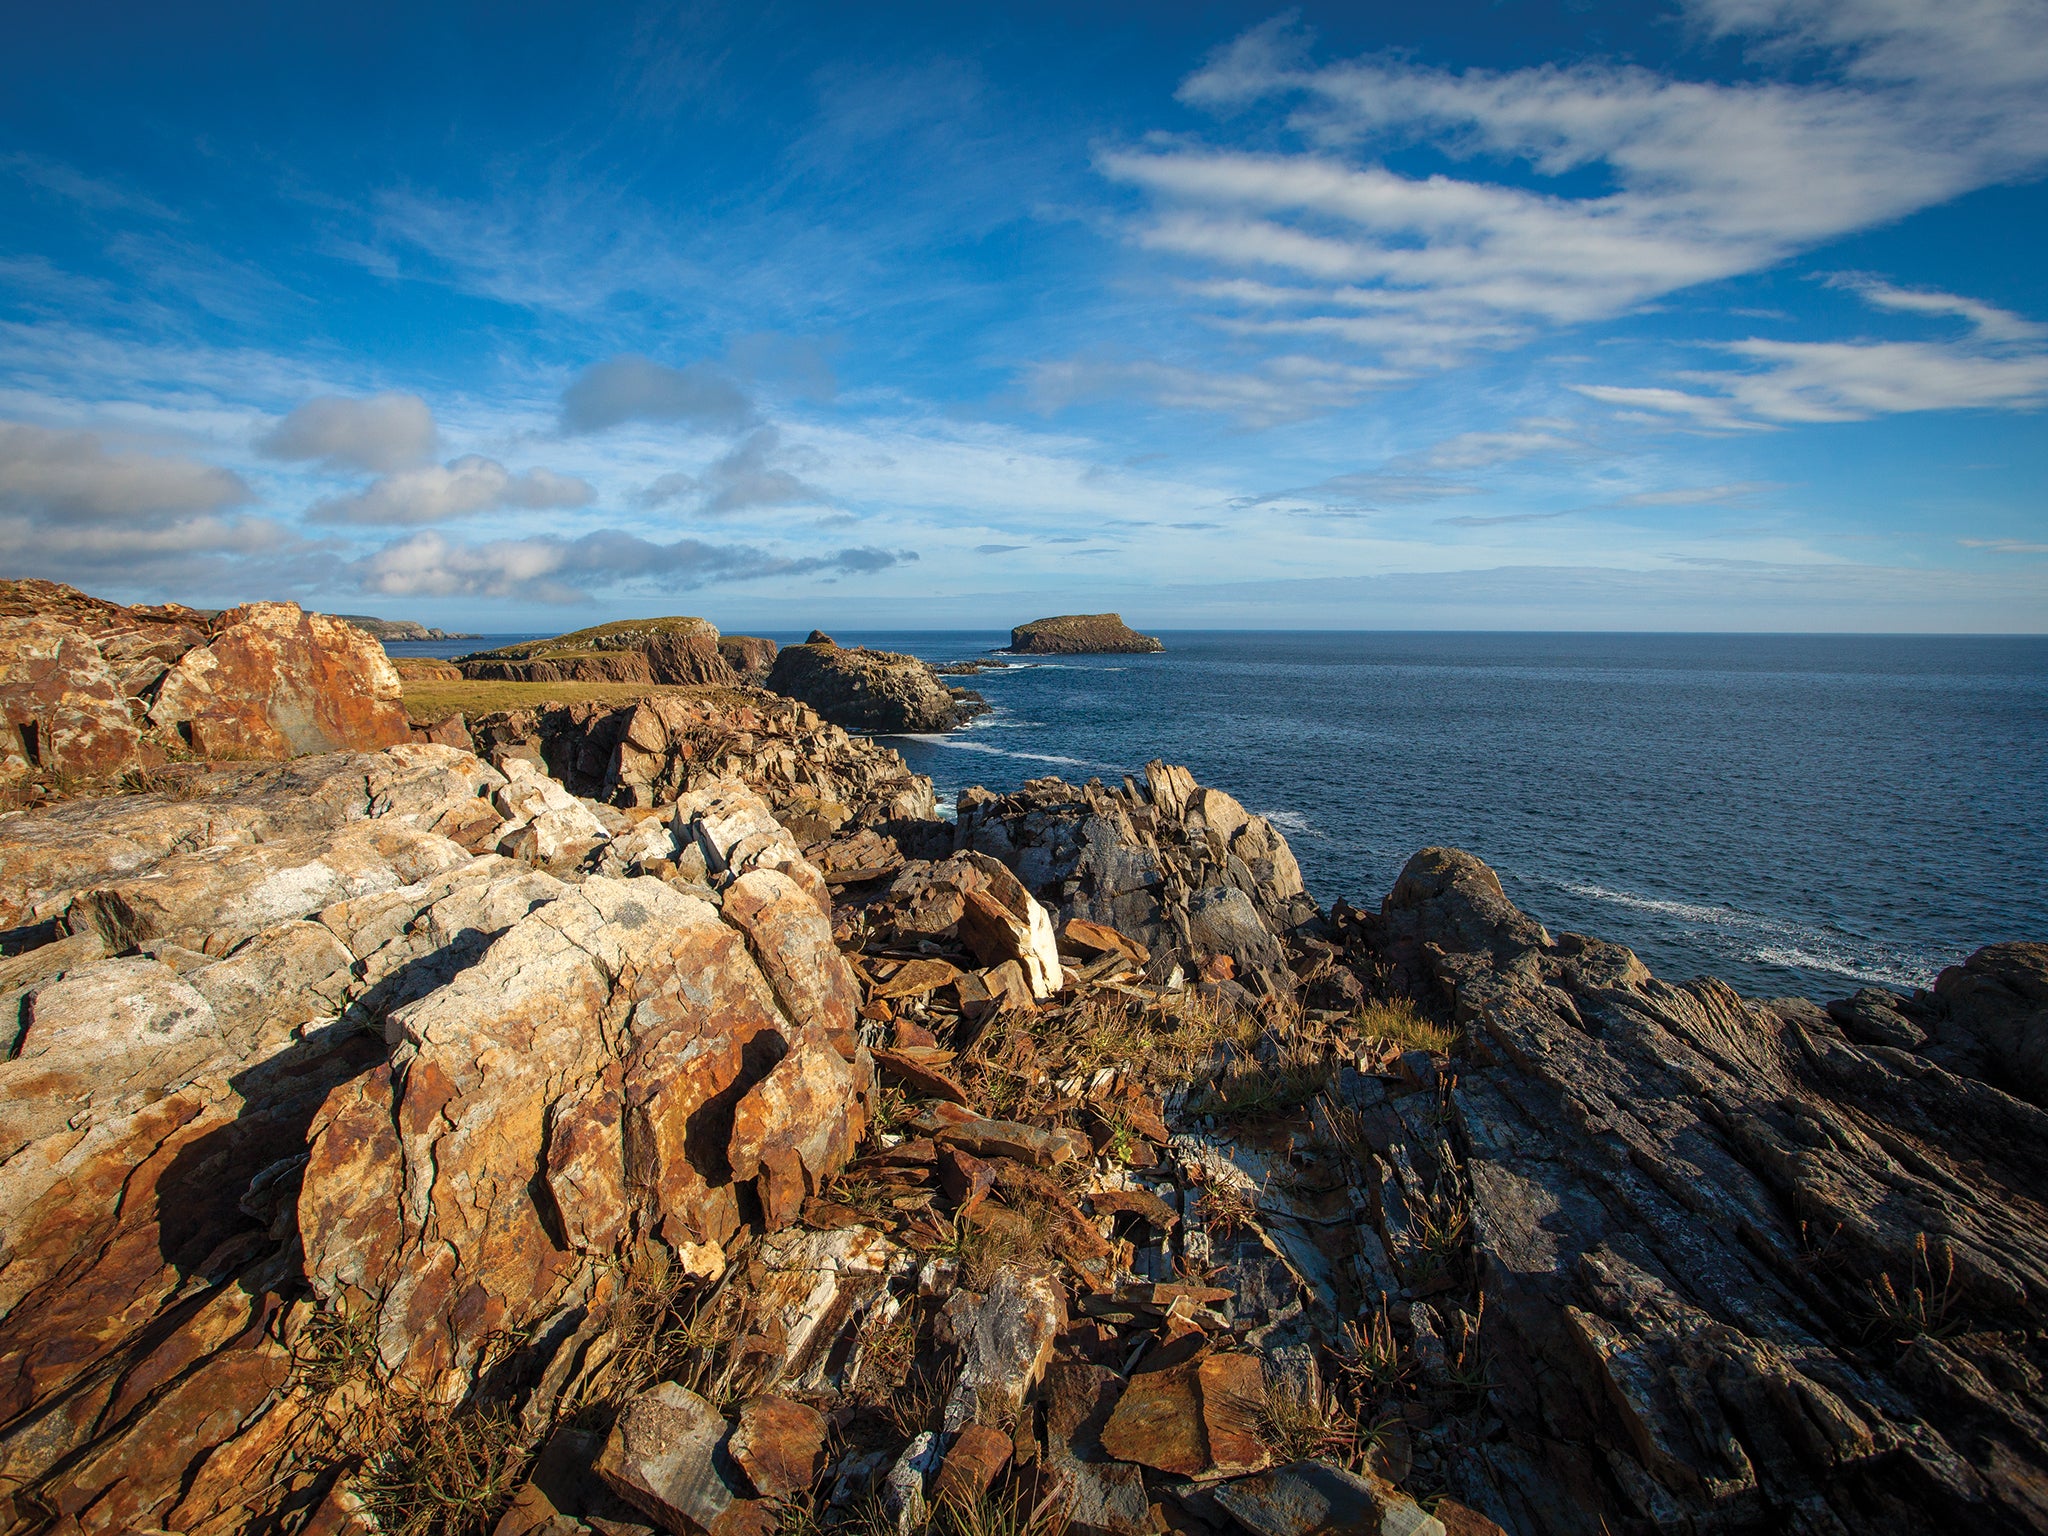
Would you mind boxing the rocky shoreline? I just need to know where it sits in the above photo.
[0,588,2043,1536]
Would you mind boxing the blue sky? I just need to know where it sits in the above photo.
[2,0,2044,632]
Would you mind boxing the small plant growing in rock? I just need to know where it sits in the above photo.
[354,1405,528,1536]
[1863,1232,1962,1342]
[1338,1296,1412,1400]
[1354,998,1455,1055]
[1259,1358,1370,1471]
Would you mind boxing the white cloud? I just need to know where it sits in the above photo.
[0,420,250,522]
[1578,280,2048,426]
[307,455,595,526]
[559,355,756,434]
[354,528,915,602]
[1570,383,1772,431]
[1099,3,2048,381]
[259,391,438,473]
[1960,538,2048,554]
[1027,354,1402,427]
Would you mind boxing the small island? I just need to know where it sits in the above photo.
[1008,612,1164,654]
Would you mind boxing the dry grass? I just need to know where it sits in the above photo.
[1259,1359,1370,1472]
[934,1481,1071,1536]
[1863,1232,1962,1342]
[1186,1039,1334,1124]
[1404,1163,1473,1293]
[353,1407,529,1536]
[566,1246,747,1416]
[400,678,750,724]
[1353,998,1456,1054]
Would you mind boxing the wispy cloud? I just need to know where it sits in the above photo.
[1093,1,2048,388]
[1027,355,1402,426]
[1578,281,2048,426]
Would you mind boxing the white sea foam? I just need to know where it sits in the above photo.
[1558,880,1940,988]
[1259,808,1327,838]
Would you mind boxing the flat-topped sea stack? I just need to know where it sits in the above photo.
[765,633,982,732]
[459,616,737,686]
[1009,611,1164,654]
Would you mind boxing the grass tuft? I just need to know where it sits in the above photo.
[1353,998,1455,1054]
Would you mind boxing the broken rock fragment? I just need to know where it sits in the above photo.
[728,1393,830,1502]
[939,1265,1066,1431]
[1213,1460,1444,1536]
[595,1381,747,1536]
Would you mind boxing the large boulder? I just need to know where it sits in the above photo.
[764,638,966,733]
[1934,941,2048,1104]
[1007,614,1163,655]
[0,584,417,784]
[149,601,412,759]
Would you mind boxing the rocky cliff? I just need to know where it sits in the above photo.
[0,580,411,790]
[0,684,2040,1536]
[459,618,738,687]
[325,615,477,642]
[1008,614,1164,655]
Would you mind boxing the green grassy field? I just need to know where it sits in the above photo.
[400,678,755,723]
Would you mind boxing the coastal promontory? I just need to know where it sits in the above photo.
[1008,612,1164,654]
[458,616,738,686]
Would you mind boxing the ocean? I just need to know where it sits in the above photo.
[389,631,2048,1001]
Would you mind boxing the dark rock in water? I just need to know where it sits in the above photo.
[458,616,738,686]
[719,634,779,683]
[1008,613,1163,655]
[765,640,971,733]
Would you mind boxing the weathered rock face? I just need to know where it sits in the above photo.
[950,761,1312,988]
[764,639,973,734]
[718,635,779,683]
[464,690,939,825]
[459,616,738,687]
[0,618,141,780]
[1353,845,2048,1535]
[0,582,413,786]
[0,742,873,1526]
[1008,614,1164,655]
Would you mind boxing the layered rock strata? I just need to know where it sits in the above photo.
[0,743,873,1531]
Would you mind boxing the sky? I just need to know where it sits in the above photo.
[1,0,2044,633]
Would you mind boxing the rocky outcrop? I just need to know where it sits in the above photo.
[1,691,2040,1536]
[0,581,411,788]
[949,761,1312,989]
[460,691,939,825]
[0,742,873,1528]
[764,637,981,733]
[458,617,738,687]
[718,635,779,683]
[1008,613,1164,655]
[149,602,413,760]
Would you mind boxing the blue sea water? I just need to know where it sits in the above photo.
[390,631,2048,1001]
